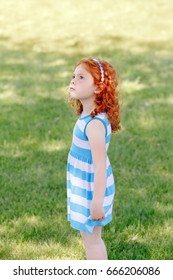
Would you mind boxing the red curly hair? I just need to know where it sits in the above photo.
[70,57,120,133]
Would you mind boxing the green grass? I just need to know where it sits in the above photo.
[0,0,173,260]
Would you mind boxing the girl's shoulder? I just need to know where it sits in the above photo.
[84,112,110,138]
[78,112,109,126]
[93,112,109,126]
[95,111,108,119]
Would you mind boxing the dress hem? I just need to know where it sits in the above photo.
[68,214,112,234]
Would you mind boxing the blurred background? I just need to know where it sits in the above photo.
[0,0,173,260]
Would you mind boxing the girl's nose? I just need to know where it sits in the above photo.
[71,78,76,85]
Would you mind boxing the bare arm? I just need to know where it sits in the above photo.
[86,119,106,221]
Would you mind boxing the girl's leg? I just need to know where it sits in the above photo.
[80,226,108,260]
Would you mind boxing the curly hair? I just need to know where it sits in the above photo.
[70,57,120,133]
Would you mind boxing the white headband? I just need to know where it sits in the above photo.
[92,58,105,82]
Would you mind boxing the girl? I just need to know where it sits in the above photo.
[67,57,120,260]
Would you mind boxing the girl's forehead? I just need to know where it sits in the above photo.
[74,64,89,75]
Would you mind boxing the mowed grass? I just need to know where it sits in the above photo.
[0,0,173,260]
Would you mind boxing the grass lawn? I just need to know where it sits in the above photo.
[0,0,173,260]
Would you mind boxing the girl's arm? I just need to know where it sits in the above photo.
[86,120,107,221]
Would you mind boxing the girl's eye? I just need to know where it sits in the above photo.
[71,74,84,80]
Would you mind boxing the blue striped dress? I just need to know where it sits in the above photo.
[67,112,115,234]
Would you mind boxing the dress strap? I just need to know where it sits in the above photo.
[84,113,108,138]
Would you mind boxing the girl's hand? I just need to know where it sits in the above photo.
[90,202,105,222]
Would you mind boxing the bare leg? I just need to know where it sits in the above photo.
[80,226,108,260]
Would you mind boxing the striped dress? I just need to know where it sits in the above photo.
[67,112,115,234]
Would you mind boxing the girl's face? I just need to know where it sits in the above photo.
[69,64,96,101]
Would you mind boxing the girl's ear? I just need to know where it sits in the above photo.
[94,86,100,94]
[94,82,105,94]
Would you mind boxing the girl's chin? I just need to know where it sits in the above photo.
[70,92,78,99]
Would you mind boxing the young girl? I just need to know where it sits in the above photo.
[67,57,120,260]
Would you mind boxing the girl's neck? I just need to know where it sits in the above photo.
[80,99,95,117]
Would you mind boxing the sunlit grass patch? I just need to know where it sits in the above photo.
[121,78,147,94]
[0,214,85,259]
[40,140,67,153]
[0,240,83,260]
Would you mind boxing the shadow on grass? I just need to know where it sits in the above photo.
[0,36,173,259]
